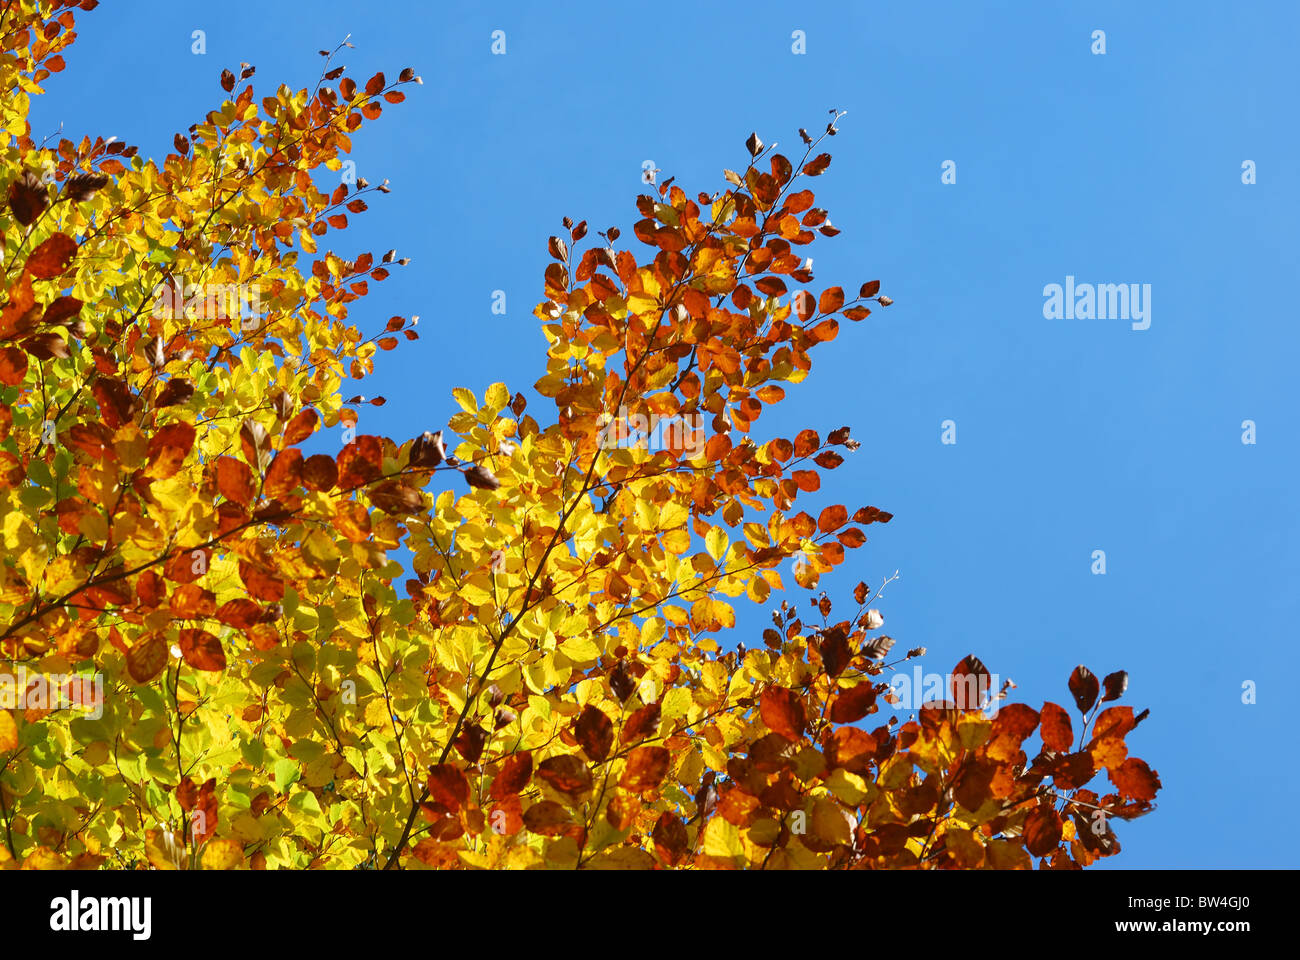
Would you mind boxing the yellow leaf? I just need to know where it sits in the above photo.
[661,687,692,720]
[484,382,509,413]
[452,386,478,414]
[586,846,655,870]
[201,837,245,870]
[20,846,66,870]
[701,817,744,862]
[559,636,601,663]
[0,710,16,752]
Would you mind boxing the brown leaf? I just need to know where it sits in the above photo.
[652,812,688,865]
[239,419,270,470]
[537,755,593,798]
[620,701,660,745]
[1068,665,1100,714]
[145,422,195,479]
[22,333,68,360]
[337,435,383,489]
[0,346,28,386]
[368,481,422,515]
[573,704,613,762]
[608,660,636,703]
[1024,804,1063,857]
[7,172,47,225]
[215,599,264,630]
[409,430,446,468]
[264,449,304,498]
[803,153,831,176]
[522,800,572,836]
[301,454,337,491]
[828,682,877,724]
[1101,670,1128,702]
[950,655,991,711]
[792,290,815,321]
[464,463,500,491]
[820,628,852,678]
[65,173,108,203]
[861,634,895,661]
[155,378,194,408]
[454,722,488,763]
[238,560,284,602]
[760,686,805,742]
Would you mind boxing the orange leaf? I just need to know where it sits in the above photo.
[817,504,848,533]
[488,752,533,800]
[427,764,470,811]
[1109,758,1160,801]
[25,233,77,279]
[179,629,226,672]
[1039,702,1073,753]
[126,636,168,683]
[215,456,254,507]
[818,286,844,313]
[619,746,670,791]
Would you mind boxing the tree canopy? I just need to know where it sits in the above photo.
[0,0,1158,870]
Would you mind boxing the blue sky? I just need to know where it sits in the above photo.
[30,1,1298,868]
